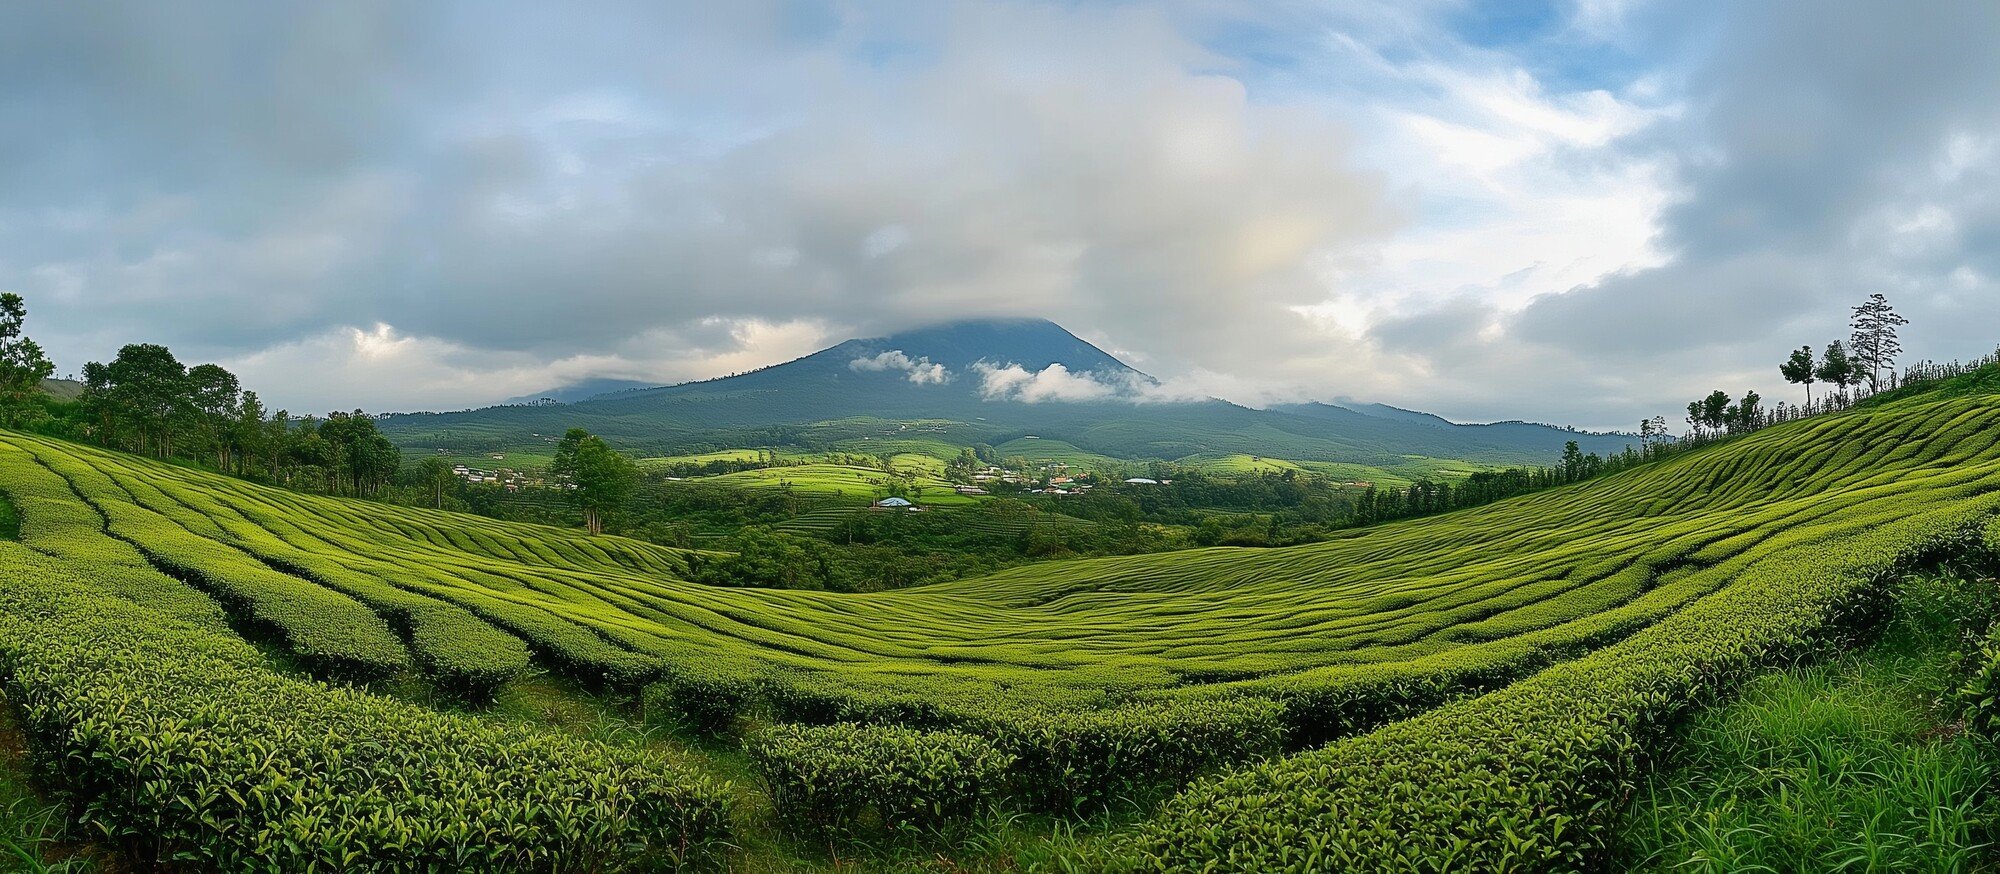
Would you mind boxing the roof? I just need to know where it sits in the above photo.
[874,497,914,507]
[1124,477,1161,484]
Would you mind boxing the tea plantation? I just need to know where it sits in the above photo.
[1,369,1999,870]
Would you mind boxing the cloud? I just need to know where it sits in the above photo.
[848,349,950,385]
[223,316,830,414]
[970,360,1214,405]
[0,1,1994,430]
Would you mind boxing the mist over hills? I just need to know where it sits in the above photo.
[384,318,1635,465]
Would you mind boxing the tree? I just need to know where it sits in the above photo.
[232,391,269,476]
[0,293,55,428]
[1560,440,1585,482]
[1779,345,1817,404]
[415,457,456,509]
[186,363,241,468]
[89,343,189,456]
[1816,341,1857,402]
[1849,293,1909,392]
[319,410,399,496]
[1725,389,1762,434]
[551,427,638,535]
[1688,388,1736,436]
[1639,415,1670,449]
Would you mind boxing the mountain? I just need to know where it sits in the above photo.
[503,378,660,406]
[380,317,1637,465]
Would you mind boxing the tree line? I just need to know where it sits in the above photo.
[1681,293,1910,442]
[0,295,402,497]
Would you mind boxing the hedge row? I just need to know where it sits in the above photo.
[31,450,412,681]
[140,477,535,699]
[0,543,733,872]
[1105,501,1999,872]
[748,723,1012,843]
[648,659,1284,821]
[0,447,229,629]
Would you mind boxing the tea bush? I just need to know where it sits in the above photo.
[749,723,1012,844]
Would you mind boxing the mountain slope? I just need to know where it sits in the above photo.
[380,318,1635,465]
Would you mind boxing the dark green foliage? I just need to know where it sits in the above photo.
[551,427,638,535]
[975,699,1286,814]
[749,723,1013,844]
[0,294,53,430]
[644,657,765,736]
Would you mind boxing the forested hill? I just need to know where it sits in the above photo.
[379,318,1635,465]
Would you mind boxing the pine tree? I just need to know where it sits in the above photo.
[1849,293,1909,392]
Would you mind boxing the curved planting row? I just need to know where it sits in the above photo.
[0,543,733,872]
[0,445,228,629]
[23,449,411,681]
[1106,476,2000,868]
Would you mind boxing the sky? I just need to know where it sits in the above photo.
[1,1,1995,430]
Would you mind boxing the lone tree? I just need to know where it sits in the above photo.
[1848,293,1909,392]
[1816,341,1857,402]
[551,427,638,535]
[1779,345,1817,404]
[0,293,54,428]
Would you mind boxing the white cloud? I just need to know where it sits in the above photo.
[849,349,950,385]
[225,316,830,413]
[970,360,1215,405]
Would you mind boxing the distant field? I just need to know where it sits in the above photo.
[1178,453,1308,475]
[990,436,1122,468]
[683,462,984,506]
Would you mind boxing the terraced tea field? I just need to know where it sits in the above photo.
[1,370,1998,870]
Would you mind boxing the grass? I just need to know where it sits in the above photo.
[0,697,89,874]
[1618,573,2000,873]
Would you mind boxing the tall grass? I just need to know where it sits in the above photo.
[1618,573,2000,872]
[0,695,86,874]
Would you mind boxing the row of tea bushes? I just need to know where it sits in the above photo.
[649,658,1285,821]
[0,446,229,629]
[1108,500,1999,872]
[29,449,413,681]
[749,723,1013,843]
[0,543,734,872]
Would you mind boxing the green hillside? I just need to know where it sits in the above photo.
[1,367,1998,869]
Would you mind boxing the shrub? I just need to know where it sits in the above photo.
[643,655,768,736]
[748,722,1012,844]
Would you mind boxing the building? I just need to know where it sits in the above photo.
[873,497,914,509]
[1124,477,1161,485]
